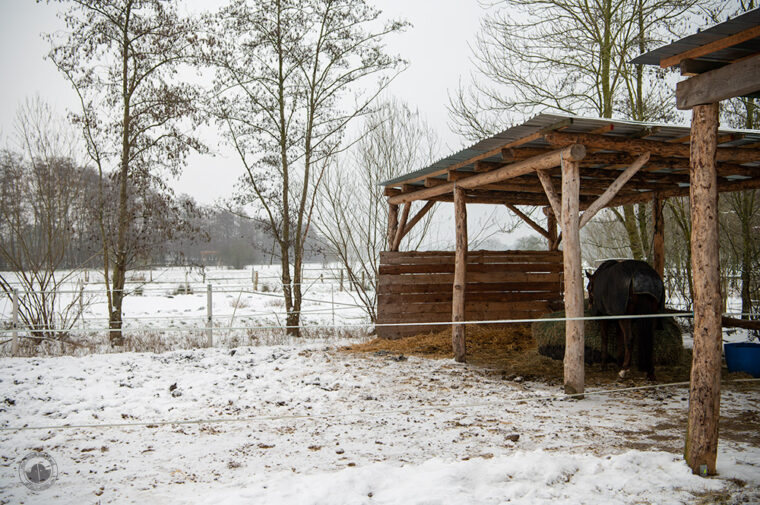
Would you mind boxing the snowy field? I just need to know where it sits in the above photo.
[1,266,759,503]
[0,266,373,353]
[1,344,759,504]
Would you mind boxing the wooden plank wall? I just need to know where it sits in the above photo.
[377,250,564,338]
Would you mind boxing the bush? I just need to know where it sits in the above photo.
[532,309,683,366]
[173,284,194,295]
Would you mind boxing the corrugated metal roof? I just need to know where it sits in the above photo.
[632,8,760,66]
[381,113,760,187]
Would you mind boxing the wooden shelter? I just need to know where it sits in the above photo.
[381,112,760,378]
[380,6,760,479]
[632,8,760,476]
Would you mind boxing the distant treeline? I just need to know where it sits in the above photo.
[0,151,331,272]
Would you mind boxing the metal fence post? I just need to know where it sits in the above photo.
[11,289,19,356]
[206,284,213,347]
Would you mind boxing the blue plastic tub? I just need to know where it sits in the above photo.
[724,342,760,377]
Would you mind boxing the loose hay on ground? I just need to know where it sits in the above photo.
[347,325,532,358]
[346,325,564,380]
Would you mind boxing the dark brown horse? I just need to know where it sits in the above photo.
[586,259,665,380]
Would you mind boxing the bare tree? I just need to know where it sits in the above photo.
[449,0,724,261]
[207,0,407,335]
[47,0,205,344]
[0,98,93,344]
[314,98,439,322]
[449,0,719,139]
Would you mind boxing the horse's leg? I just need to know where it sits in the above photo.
[640,313,656,381]
[645,317,656,381]
[618,320,634,379]
[600,320,609,370]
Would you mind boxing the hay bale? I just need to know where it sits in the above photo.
[531,309,683,366]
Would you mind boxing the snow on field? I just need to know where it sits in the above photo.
[0,266,373,352]
[1,344,758,504]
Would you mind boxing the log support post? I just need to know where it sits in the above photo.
[452,186,467,362]
[388,203,399,251]
[561,155,584,396]
[544,207,558,251]
[652,194,665,279]
[685,102,722,475]
[391,202,412,251]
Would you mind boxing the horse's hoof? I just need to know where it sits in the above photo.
[646,374,656,382]
[618,369,629,380]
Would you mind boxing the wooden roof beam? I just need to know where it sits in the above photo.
[424,177,446,188]
[387,144,586,205]
[608,176,760,208]
[474,160,503,172]
[544,131,760,164]
[447,170,472,182]
[659,24,760,68]
[396,119,574,186]
[676,53,760,110]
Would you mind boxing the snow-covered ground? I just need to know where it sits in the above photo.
[1,266,759,503]
[1,344,758,504]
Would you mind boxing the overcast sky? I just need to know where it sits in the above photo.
[0,0,484,206]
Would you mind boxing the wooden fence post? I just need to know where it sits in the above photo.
[339,270,344,292]
[253,270,259,291]
[206,284,213,347]
[452,186,468,362]
[561,155,584,396]
[685,102,722,476]
[11,289,19,357]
